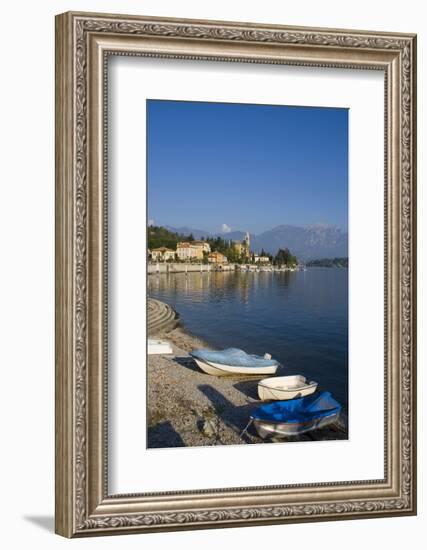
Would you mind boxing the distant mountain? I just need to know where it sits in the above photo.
[164,223,348,261]
[253,224,348,260]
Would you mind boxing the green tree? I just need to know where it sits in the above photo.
[147,225,196,250]
[274,248,298,267]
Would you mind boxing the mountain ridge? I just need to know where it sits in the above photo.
[163,224,348,260]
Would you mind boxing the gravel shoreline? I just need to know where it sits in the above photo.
[148,325,348,448]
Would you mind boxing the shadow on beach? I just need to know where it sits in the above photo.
[197,384,260,443]
[148,421,186,448]
[172,355,200,373]
[232,379,260,400]
[198,383,349,444]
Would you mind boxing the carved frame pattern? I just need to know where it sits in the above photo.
[55,12,416,537]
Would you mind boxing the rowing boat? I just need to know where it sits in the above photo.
[257,375,318,401]
[190,348,279,376]
[251,391,341,437]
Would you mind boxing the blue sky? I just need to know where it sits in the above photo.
[147,100,348,235]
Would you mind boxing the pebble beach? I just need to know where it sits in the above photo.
[148,313,348,448]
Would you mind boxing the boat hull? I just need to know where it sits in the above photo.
[257,376,318,401]
[194,358,278,376]
[253,411,340,438]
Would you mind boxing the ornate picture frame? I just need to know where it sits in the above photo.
[55,11,416,537]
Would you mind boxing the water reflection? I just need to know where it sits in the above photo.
[148,270,299,306]
[149,269,348,412]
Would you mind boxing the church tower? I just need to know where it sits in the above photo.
[244,232,250,255]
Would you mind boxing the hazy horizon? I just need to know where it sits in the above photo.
[151,221,348,237]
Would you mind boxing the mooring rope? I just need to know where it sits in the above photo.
[239,417,254,439]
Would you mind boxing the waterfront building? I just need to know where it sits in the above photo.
[256,255,270,263]
[176,242,203,261]
[191,240,211,253]
[208,251,228,264]
[233,241,244,256]
[151,247,176,261]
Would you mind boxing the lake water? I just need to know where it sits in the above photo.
[148,268,348,412]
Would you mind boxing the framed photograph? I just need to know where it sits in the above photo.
[55,11,417,537]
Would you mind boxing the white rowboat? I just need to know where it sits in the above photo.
[258,375,318,401]
[190,348,279,376]
[193,358,278,376]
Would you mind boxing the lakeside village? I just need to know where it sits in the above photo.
[147,226,300,274]
[147,225,348,445]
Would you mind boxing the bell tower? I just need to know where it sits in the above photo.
[244,232,250,255]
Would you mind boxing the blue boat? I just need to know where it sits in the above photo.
[190,348,279,376]
[251,391,341,437]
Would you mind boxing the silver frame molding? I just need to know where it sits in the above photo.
[55,11,417,537]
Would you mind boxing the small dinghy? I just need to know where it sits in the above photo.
[190,348,279,376]
[258,375,318,401]
[251,391,341,438]
[148,339,173,355]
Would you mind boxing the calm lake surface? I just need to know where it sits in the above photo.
[148,268,348,412]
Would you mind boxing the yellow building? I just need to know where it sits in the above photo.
[233,232,250,258]
[176,242,203,261]
[233,242,245,256]
[192,240,211,253]
[208,251,228,264]
[151,247,176,261]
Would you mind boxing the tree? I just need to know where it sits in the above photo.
[147,225,197,250]
[274,248,298,267]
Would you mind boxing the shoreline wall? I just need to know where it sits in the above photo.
[148,262,236,274]
[147,298,180,335]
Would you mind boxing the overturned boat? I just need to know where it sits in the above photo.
[190,348,279,376]
[257,375,318,401]
[251,391,341,438]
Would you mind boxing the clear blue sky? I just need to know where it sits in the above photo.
[147,100,348,235]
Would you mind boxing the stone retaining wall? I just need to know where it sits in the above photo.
[147,298,180,335]
[148,262,235,274]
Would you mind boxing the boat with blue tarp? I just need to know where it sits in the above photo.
[251,391,341,437]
